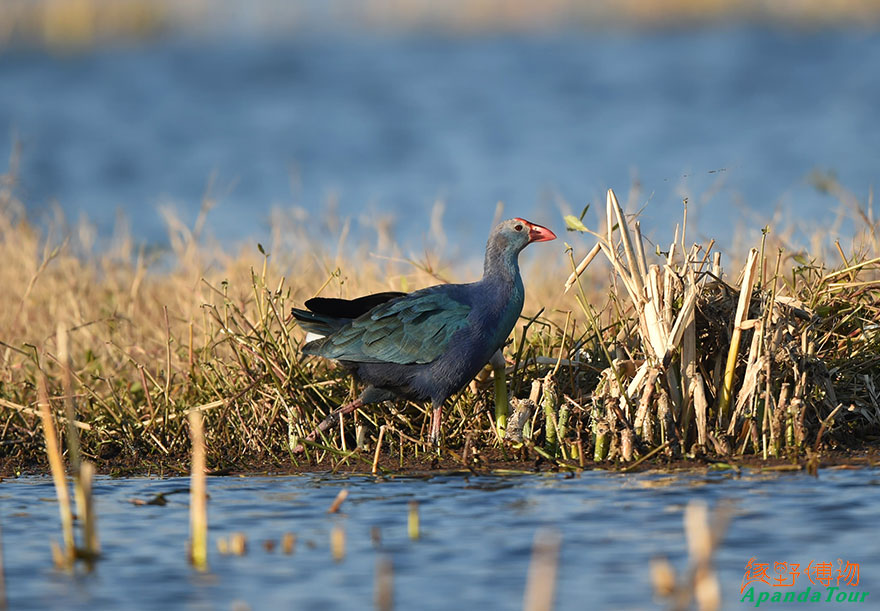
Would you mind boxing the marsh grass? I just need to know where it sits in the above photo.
[1,154,879,476]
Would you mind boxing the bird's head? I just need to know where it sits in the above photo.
[498,218,557,251]
[484,218,556,278]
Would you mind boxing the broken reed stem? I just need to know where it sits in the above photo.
[653,500,730,611]
[37,373,75,566]
[814,404,843,452]
[593,420,611,462]
[331,525,346,562]
[281,532,296,555]
[76,461,100,561]
[188,410,208,571]
[684,501,728,611]
[63,325,101,565]
[407,501,420,541]
[327,489,349,513]
[620,440,673,473]
[372,426,386,474]
[523,529,561,611]
[718,248,759,426]
[563,242,601,293]
[693,373,709,448]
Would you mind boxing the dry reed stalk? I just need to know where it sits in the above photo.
[711,252,722,278]
[717,249,759,426]
[692,374,709,448]
[331,525,345,562]
[726,321,765,436]
[657,387,676,454]
[620,428,634,461]
[407,501,420,541]
[37,373,75,567]
[229,533,247,555]
[0,398,91,430]
[634,368,660,436]
[372,426,386,474]
[680,268,697,445]
[563,243,601,293]
[651,501,731,611]
[76,460,100,560]
[281,533,296,555]
[374,555,393,611]
[327,489,349,513]
[608,189,647,302]
[684,502,728,611]
[339,412,347,452]
[187,410,208,570]
[522,529,561,611]
[59,324,101,563]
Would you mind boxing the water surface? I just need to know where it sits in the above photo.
[3,467,878,609]
[1,27,879,254]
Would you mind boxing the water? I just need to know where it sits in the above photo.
[3,468,878,609]
[1,27,879,256]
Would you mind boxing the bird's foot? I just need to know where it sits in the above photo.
[292,398,364,455]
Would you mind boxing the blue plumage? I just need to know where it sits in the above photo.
[291,217,556,450]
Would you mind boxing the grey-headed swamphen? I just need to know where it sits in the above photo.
[291,218,556,452]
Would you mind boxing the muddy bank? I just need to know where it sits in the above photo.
[3,446,877,479]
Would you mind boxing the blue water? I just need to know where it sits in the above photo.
[2,468,879,609]
[1,27,879,256]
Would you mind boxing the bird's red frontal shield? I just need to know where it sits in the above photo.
[514,219,556,243]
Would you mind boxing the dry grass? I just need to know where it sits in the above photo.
[1,153,879,475]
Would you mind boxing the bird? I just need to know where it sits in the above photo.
[291,218,556,452]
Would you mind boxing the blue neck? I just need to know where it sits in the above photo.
[483,234,523,286]
[481,236,526,349]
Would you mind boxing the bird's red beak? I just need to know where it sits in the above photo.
[517,219,556,243]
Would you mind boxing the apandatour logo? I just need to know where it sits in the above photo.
[740,558,868,606]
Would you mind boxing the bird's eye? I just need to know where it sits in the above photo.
[514,224,523,231]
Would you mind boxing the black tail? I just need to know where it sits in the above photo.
[304,291,406,318]
[290,308,342,335]
[292,291,406,335]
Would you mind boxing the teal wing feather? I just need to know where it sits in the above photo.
[303,292,471,364]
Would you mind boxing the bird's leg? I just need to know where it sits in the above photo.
[292,398,364,454]
[430,404,443,453]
